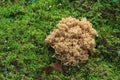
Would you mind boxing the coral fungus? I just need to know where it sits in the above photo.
[45,16,97,66]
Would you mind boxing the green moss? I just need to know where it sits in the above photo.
[0,0,120,79]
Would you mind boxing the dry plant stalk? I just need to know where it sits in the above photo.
[45,16,97,66]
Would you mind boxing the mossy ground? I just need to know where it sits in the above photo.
[0,0,120,80]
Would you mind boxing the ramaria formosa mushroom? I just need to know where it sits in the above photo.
[45,16,97,66]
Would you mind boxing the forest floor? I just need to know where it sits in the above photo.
[0,0,120,80]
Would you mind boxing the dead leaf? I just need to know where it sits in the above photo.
[51,63,63,73]
[11,0,19,4]
[42,66,53,74]
[42,63,63,74]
